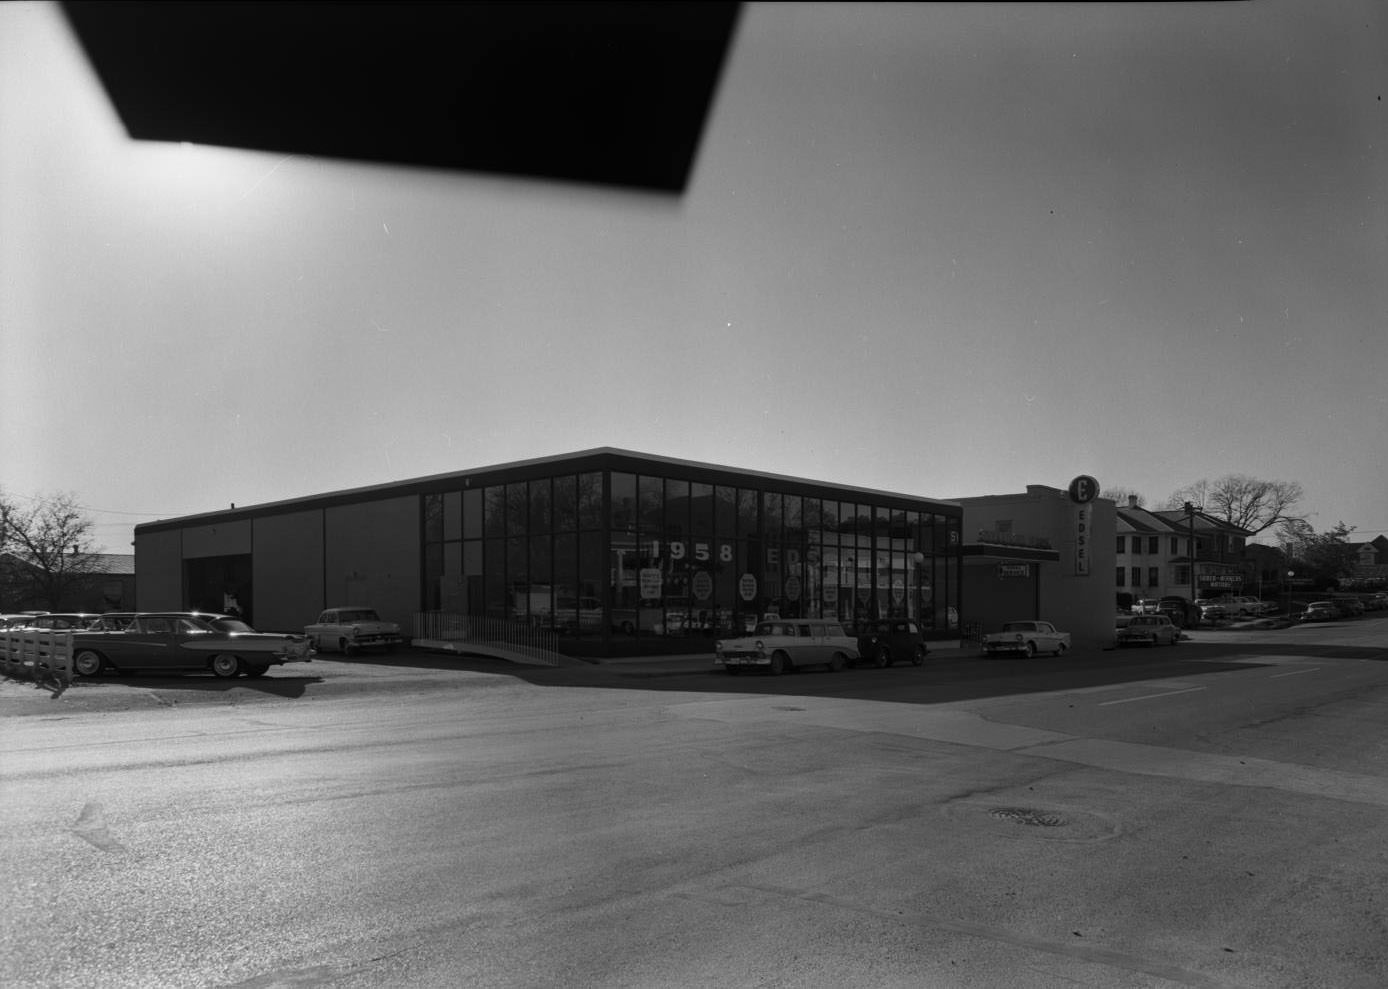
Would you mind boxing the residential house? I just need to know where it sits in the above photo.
[1114,499,1187,604]
[1151,506,1252,600]
[0,551,135,613]
[1345,534,1388,588]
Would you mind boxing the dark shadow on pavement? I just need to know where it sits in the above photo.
[67,672,324,699]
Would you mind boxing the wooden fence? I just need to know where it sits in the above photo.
[1,629,74,687]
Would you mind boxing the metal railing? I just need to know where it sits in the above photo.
[412,612,564,666]
[959,621,985,645]
[1,629,74,687]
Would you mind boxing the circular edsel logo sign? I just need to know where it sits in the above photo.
[1068,475,1099,504]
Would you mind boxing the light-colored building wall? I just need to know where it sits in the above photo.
[960,485,1116,648]
[323,497,420,631]
[182,519,252,558]
[134,528,183,610]
[253,509,326,633]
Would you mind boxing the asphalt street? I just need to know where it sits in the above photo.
[1,619,1385,988]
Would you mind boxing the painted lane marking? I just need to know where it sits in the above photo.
[1098,686,1206,706]
[1269,667,1320,678]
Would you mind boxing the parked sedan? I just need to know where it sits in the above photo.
[305,607,404,654]
[1330,597,1365,617]
[714,619,858,675]
[1298,602,1339,623]
[981,620,1070,658]
[1116,614,1180,647]
[853,618,929,668]
[71,612,315,678]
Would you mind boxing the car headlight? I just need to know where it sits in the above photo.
[754,640,765,650]
[714,640,724,651]
[1014,633,1023,642]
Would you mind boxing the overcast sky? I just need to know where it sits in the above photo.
[3,1,1385,553]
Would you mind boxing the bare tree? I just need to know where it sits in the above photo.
[1281,521,1359,589]
[1162,475,1307,535]
[1101,487,1146,508]
[0,490,101,610]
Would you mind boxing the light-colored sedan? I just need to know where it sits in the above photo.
[981,620,1071,658]
[1116,614,1180,647]
[305,606,404,654]
[714,619,859,675]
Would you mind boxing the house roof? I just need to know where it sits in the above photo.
[89,554,136,575]
[1151,510,1253,537]
[1116,507,1182,535]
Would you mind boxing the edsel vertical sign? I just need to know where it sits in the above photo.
[1068,475,1098,576]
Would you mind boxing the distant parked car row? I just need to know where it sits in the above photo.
[1296,595,1382,622]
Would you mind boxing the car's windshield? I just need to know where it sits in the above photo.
[339,609,381,622]
[215,619,255,633]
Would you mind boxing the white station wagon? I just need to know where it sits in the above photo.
[715,619,859,675]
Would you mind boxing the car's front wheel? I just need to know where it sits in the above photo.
[211,654,241,678]
[827,652,846,673]
[769,652,789,676]
[1056,642,1068,657]
[73,650,104,677]
[1025,641,1037,658]
[874,646,891,668]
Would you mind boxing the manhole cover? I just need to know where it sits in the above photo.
[990,807,1068,828]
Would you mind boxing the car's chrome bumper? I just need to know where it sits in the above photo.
[717,654,770,666]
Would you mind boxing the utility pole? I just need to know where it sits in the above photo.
[1185,501,1199,614]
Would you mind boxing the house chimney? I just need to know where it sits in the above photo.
[1129,495,1139,508]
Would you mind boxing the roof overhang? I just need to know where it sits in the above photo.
[961,544,1060,563]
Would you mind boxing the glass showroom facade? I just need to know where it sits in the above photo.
[420,452,962,649]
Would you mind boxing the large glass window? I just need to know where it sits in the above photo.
[430,464,960,647]
[553,475,577,532]
[578,472,603,529]
[463,488,483,539]
[715,486,736,536]
[529,478,551,534]
[506,483,527,537]
[611,472,637,531]
[484,486,506,537]
[639,475,663,531]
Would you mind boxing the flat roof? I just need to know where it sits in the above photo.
[135,447,961,534]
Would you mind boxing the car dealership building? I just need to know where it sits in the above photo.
[133,449,1111,657]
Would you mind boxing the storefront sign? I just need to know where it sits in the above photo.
[692,571,713,601]
[784,576,802,601]
[1073,503,1091,576]
[1068,475,1099,504]
[639,568,663,599]
[997,563,1030,579]
[891,576,905,604]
